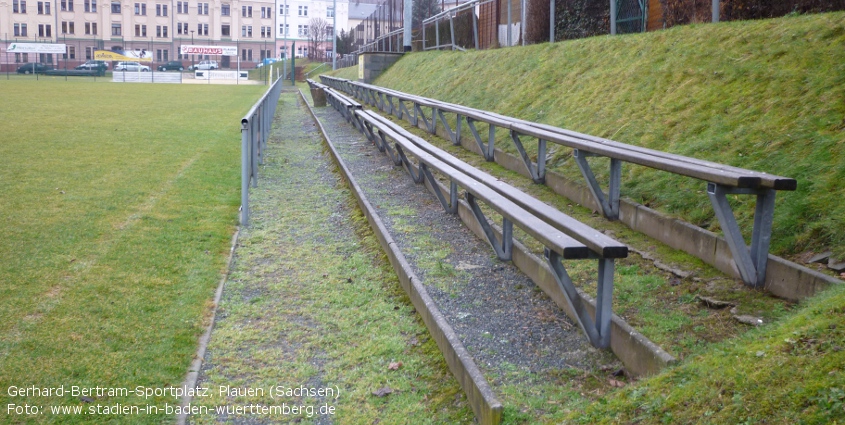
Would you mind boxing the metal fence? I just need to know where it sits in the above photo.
[240,74,285,226]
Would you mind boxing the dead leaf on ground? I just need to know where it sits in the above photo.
[608,379,626,388]
[372,387,393,397]
[388,361,402,370]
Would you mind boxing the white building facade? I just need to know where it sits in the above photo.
[0,0,348,70]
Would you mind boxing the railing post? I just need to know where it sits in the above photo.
[240,120,250,226]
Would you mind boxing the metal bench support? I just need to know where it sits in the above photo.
[574,149,621,220]
[437,110,462,145]
[466,118,495,161]
[396,144,426,184]
[466,192,513,261]
[510,130,547,184]
[415,104,434,133]
[707,183,776,288]
[545,249,614,349]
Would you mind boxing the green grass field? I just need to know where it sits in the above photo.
[0,80,264,424]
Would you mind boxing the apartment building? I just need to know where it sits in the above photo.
[276,0,347,60]
[0,0,346,70]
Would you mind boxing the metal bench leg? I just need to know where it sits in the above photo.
[395,144,425,184]
[466,118,494,161]
[466,192,513,261]
[573,150,621,220]
[510,130,545,184]
[545,249,613,349]
[422,167,458,214]
[437,109,461,145]
[415,103,433,133]
[707,183,775,288]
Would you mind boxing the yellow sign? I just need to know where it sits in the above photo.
[94,49,153,62]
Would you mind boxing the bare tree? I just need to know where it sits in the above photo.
[307,17,330,60]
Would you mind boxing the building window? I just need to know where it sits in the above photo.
[177,22,187,34]
[40,53,54,64]
[61,0,74,11]
[221,24,230,36]
[176,1,186,13]
[37,1,51,14]
[111,1,120,13]
[63,46,76,59]
[260,6,270,18]
[112,23,121,35]
[221,3,229,16]
[38,24,52,37]
[156,49,168,61]
[84,22,97,34]
[84,0,96,12]
[278,23,288,37]
[134,3,146,14]
[327,6,334,18]
[298,5,307,16]
[297,24,308,37]
[241,25,252,37]
[13,0,27,13]
[198,2,208,15]
[61,21,75,34]
[156,4,167,15]
[261,26,272,38]
[156,25,167,37]
[135,24,146,36]
[14,23,28,37]
[241,48,252,61]
[279,3,288,15]
[241,5,251,17]
[15,53,30,62]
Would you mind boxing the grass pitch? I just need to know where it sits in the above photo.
[0,80,264,423]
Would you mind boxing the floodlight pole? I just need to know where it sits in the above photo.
[332,0,337,69]
[403,0,411,52]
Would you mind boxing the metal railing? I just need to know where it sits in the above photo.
[240,74,284,226]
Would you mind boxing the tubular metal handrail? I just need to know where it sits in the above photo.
[240,75,285,226]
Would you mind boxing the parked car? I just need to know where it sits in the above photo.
[188,60,219,71]
[16,63,54,74]
[75,60,109,70]
[157,61,185,72]
[114,61,150,72]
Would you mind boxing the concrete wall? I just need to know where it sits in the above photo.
[357,52,403,83]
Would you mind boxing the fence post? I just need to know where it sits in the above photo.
[610,0,618,34]
[241,120,250,226]
[450,14,456,50]
[473,10,479,49]
[712,0,720,23]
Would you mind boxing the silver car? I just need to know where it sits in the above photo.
[114,61,150,72]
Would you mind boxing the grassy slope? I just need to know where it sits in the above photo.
[0,80,263,424]
[324,12,845,423]
[372,12,845,260]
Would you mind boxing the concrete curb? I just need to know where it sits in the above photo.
[300,90,503,425]
[177,228,240,425]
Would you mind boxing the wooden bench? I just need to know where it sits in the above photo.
[319,75,796,289]
[351,107,627,349]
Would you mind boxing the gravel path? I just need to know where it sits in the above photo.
[311,100,619,384]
